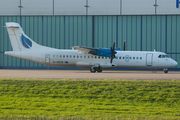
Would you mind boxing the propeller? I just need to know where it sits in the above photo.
[123,40,126,51]
[110,41,117,63]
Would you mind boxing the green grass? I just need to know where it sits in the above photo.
[0,79,180,119]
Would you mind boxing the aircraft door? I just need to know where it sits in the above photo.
[146,53,153,66]
[45,54,50,63]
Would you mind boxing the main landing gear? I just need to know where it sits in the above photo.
[163,68,168,73]
[90,66,102,73]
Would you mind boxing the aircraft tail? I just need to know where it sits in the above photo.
[5,22,46,51]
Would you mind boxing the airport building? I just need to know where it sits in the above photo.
[0,0,180,70]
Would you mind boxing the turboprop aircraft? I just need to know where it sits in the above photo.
[4,22,178,73]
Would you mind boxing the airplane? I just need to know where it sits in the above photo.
[4,22,178,73]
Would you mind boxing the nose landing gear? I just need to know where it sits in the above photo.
[163,68,168,73]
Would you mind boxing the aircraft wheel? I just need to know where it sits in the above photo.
[97,69,102,73]
[90,66,97,73]
[163,68,168,73]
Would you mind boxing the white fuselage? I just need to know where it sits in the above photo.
[4,22,178,71]
[5,49,178,70]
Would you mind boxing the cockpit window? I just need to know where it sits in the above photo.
[158,54,169,58]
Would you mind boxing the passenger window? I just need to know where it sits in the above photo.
[91,56,93,58]
[133,57,135,60]
[56,55,58,58]
[63,55,65,58]
[80,56,82,58]
[60,55,62,58]
[95,56,97,59]
[136,57,138,60]
[84,56,86,58]
[129,57,131,59]
[66,55,68,58]
[102,57,104,59]
[123,57,125,59]
[158,55,161,58]
[77,56,79,58]
[98,56,100,59]
[53,55,55,58]
[73,55,75,58]
[119,57,121,59]
[140,57,142,60]
[88,56,90,58]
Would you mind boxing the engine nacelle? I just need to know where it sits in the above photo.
[99,62,117,69]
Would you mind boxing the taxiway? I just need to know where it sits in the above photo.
[0,70,180,80]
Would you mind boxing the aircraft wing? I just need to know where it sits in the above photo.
[73,46,120,57]
[72,46,99,54]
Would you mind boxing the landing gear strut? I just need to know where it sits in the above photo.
[90,66,102,73]
[163,68,168,73]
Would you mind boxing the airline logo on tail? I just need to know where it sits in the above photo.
[21,34,32,49]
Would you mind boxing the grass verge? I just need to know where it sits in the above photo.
[0,79,180,119]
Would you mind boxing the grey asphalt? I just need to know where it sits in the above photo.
[0,70,180,80]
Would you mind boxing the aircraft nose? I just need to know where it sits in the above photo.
[171,60,178,67]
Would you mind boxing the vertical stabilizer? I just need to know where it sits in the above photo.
[5,22,46,51]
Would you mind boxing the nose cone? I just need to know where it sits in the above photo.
[171,60,178,67]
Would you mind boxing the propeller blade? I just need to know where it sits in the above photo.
[110,58,113,63]
[123,40,126,51]
[110,55,113,63]
[110,41,117,64]
[113,41,115,50]
[110,47,113,52]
